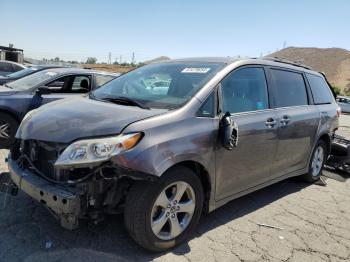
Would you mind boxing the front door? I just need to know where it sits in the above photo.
[30,75,91,110]
[215,67,278,200]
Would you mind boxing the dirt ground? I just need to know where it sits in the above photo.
[0,116,350,262]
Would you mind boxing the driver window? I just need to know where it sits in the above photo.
[221,67,269,114]
[45,75,90,93]
[71,76,90,93]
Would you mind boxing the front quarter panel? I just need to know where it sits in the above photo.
[112,110,217,179]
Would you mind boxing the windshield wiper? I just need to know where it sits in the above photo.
[102,96,150,110]
[4,84,12,89]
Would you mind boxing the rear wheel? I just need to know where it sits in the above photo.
[0,112,18,149]
[303,140,328,182]
[124,166,204,252]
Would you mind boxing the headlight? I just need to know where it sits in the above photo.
[54,132,142,167]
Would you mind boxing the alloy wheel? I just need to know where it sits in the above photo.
[311,146,324,176]
[0,121,10,139]
[151,181,196,240]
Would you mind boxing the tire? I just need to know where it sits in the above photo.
[0,112,18,149]
[303,140,328,182]
[124,166,204,252]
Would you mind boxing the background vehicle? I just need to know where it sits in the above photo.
[0,65,66,85]
[0,68,119,148]
[337,96,350,113]
[0,60,26,76]
[6,58,339,251]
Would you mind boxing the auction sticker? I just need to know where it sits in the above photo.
[182,68,211,73]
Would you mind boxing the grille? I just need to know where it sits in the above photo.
[11,139,66,180]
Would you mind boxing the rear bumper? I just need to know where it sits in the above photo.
[8,156,84,230]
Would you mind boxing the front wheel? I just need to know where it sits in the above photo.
[0,113,18,149]
[303,140,328,182]
[124,166,204,252]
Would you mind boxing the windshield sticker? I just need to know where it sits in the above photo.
[182,68,211,74]
[46,72,58,76]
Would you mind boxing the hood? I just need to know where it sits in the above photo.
[17,97,168,143]
[0,85,17,96]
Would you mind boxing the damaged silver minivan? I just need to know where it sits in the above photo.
[5,57,339,251]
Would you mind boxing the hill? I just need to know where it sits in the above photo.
[144,56,170,64]
[269,47,350,93]
[80,63,135,73]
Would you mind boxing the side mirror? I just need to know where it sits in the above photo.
[219,112,238,150]
[36,87,51,96]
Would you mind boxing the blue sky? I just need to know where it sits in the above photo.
[1,0,349,63]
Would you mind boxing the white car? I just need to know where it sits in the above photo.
[0,60,26,76]
[337,96,350,113]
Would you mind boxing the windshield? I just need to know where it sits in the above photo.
[7,70,59,90]
[6,67,37,78]
[92,62,224,109]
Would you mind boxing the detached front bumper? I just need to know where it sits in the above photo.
[8,156,84,230]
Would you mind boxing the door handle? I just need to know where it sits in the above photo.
[280,115,290,126]
[265,118,277,128]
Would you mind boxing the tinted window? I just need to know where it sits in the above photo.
[72,76,90,92]
[221,67,268,113]
[0,62,13,72]
[46,75,90,93]
[306,74,334,104]
[198,92,215,117]
[338,98,350,104]
[271,69,308,107]
[11,64,24,72]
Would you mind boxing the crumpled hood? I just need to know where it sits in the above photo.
[17,97,168,143]
[0,85,17,96]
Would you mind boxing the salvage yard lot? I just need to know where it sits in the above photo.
[0,116,350,262]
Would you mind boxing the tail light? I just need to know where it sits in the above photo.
[336,107,341,117]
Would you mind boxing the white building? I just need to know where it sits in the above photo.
[0,44,24,64]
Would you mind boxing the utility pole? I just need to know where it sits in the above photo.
[283,41,287,49]
[108,52,111,64]
[132,52,135,65]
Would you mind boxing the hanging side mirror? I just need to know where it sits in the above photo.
[36,87,51,96]
[219,112,238,150]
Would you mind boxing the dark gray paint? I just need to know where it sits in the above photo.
[13,58,339,213]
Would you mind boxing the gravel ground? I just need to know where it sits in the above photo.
[0,116,350,262]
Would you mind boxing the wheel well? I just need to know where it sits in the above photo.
[0,109,20,124]
[168,161,211,213]
[319,134,331,155]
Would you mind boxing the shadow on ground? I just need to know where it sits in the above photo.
[0,178,313,262]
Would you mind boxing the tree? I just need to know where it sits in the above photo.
[332,86,342,96]
[86,57,97,64]
[54,57,60,62]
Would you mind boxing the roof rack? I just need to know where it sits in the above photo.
[262,56,313,70]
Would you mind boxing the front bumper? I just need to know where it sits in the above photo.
[8,156,84,230]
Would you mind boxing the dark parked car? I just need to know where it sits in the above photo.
[0,60,26,76]
[5,57,339,251]
[0,68,118,148]
[0,65,66,85]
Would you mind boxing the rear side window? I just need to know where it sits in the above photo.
[271,69,308,107]
[221,67,269,114]
[306,74,334,104]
